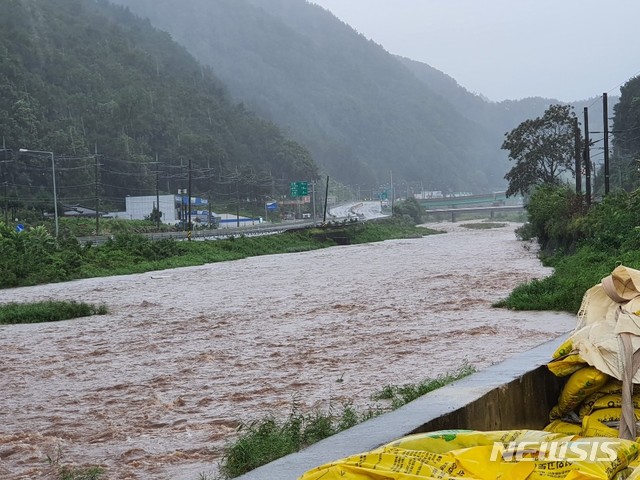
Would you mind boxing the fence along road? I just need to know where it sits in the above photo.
[76,202,387,245]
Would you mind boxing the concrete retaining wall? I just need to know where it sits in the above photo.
[236,333,569,480]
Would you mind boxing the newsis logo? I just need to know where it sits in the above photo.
[489,441,618,462]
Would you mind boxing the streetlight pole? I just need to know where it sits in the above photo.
[19,148,58,238]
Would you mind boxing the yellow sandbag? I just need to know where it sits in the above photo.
[380,429,640,479]
[548,353,587,377]
[455,436,638,480]
[544,420,583,436]
[526,437,637,479]
[384,429,567,453]
[576,380,637,417]
[627,454,640,470]
[299,430,639,480]
[598,381,624,395]
[582,415,620,438]
[578,382,640,415]
[597,381,640,395]
[589,408,640,424]
[581,392,614,417]
[553,338,575,359]
[611,468,635,480]
[550,367,611,419]
[298,446,534,480]
[579,394,640,418]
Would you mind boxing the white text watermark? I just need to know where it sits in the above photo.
[489,441,618,462]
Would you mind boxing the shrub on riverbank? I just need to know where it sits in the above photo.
[498,186,640,313]
[218,364,475,478]
[0,301,108,325]
[0,218,435,289]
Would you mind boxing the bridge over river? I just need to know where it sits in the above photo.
[424,204,525,222]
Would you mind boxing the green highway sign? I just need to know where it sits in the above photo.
[290,181,308,197]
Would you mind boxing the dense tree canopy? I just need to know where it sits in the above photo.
[612,75,640,191]
[0,0,317,214]
[502,104,579,197]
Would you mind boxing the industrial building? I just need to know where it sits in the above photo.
[108,195,215,225]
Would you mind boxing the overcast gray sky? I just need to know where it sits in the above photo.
[310,0,640,102]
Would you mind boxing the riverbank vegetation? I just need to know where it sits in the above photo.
[218,363,475,478]
[0,301,107,325]
[0,218,439,289]
[496,185,640,313]
[496,76,640,313]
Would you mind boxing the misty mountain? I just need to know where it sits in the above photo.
[109,0,514,193]
[398,56,617,158]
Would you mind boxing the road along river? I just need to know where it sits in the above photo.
[0,221,576,479]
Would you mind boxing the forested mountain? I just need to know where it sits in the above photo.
[109,0,511,193]
[0,0,317,213]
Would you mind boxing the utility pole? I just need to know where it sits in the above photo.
[235,166,240,228]
[390,170,394,216]
[207,157,213,229]
[322,175,329,223]
[574,117,582,194]
[188,158,192,240]
[155,153,160,230]
[1,138,9,223]
[312,179,317,223]
[95,144,100,235]
[603,93,610,195]
[583,107,591,206]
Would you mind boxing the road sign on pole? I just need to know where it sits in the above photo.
[290,181,309,197]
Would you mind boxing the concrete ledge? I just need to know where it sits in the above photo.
[236,333,569,480]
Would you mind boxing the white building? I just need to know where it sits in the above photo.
[116,195,213,225]
[124,195,180,223]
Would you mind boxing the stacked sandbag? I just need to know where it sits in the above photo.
[545,358,612,435]
[544,358,640,439]
[298,429,639,480]
[545,266,640,442]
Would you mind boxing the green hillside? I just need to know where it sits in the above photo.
[0,0,317,214]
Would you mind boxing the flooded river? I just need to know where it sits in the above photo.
[0,221,575,479]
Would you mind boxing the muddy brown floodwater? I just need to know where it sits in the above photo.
[0,221,575,479]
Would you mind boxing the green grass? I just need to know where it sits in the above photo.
[218,363,475,478]
[0,301,108,324]
[494,245,620,313]
[58,465,105,480]
[370,362,477,408]
[218,402,381,478]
